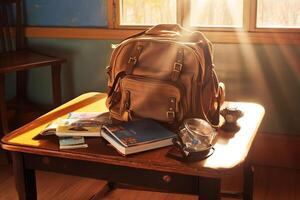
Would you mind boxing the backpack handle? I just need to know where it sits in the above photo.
[145,24,190,37]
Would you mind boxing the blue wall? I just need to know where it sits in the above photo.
[25,0,107,27]
[6,0,299,134]
[27,38,114,103]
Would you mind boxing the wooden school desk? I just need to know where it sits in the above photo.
[1,92,264,200]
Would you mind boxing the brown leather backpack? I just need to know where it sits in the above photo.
[106,24,225,127]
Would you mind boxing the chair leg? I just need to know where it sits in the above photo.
[0,73,9,136]
[51,63,62,107]
[0,74,12,163]
[16,70,28,104]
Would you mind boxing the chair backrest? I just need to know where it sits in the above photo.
[0,0,26,53]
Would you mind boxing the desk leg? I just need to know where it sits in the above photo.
[0,74,9,135]
[51,63,62,107]
[90,182,116,200]
[198,176,221,200]
[12,152,37,200]
[243,162,254,200]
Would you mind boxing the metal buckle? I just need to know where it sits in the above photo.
[166,111,175,119]
[173,62,182,72]
[128,57,137,65]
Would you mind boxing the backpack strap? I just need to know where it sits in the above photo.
[171,48,184,81]
[196,35,221,128]
[167,97,176,121]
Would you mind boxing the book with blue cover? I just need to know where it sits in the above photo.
[101,119,176,155]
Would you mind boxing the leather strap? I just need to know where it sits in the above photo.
[171,49,184,81]
[126,45,143,74]
[107,71,126,110]
[203,42,213,69]
[199,76,221,128]
[200,41,214,84]
[124,90,131,110]
[196,39,220,127]
[121,90,131,121]
[167,97,176,121]
[107,71,125,96]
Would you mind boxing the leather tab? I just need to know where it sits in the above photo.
[128,57,137,65]
[121,91,131,121]
[127,45,143,74]
[171,49,184,81]
[167,97,176,121]
[121,110,130,121]
[124,90,131,110]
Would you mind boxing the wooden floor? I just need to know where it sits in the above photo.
[0,161,299,200]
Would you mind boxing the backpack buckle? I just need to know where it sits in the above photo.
[166,111,175,120]
[173,62,182,72]
[128,57,137,65]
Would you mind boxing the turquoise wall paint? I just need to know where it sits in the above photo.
[5,0,298,134]
[25,0,107,27]
[6,38,299,134]
[27,38,115,104]
[5,38,113,103]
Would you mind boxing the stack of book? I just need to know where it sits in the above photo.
[101,119,176,155]
[41,113,176,154]
[41,112,110,149]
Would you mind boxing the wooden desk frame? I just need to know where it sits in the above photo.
[11,152,223,200]
[1,93,264,200]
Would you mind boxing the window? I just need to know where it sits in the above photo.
[118,0,177,26]
[256,0,300,28]
[114,0,300,32]
[190,0,243,28]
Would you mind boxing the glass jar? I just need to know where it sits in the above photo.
[179,118,216,152]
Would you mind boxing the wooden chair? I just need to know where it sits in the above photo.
[0,0,66,137]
